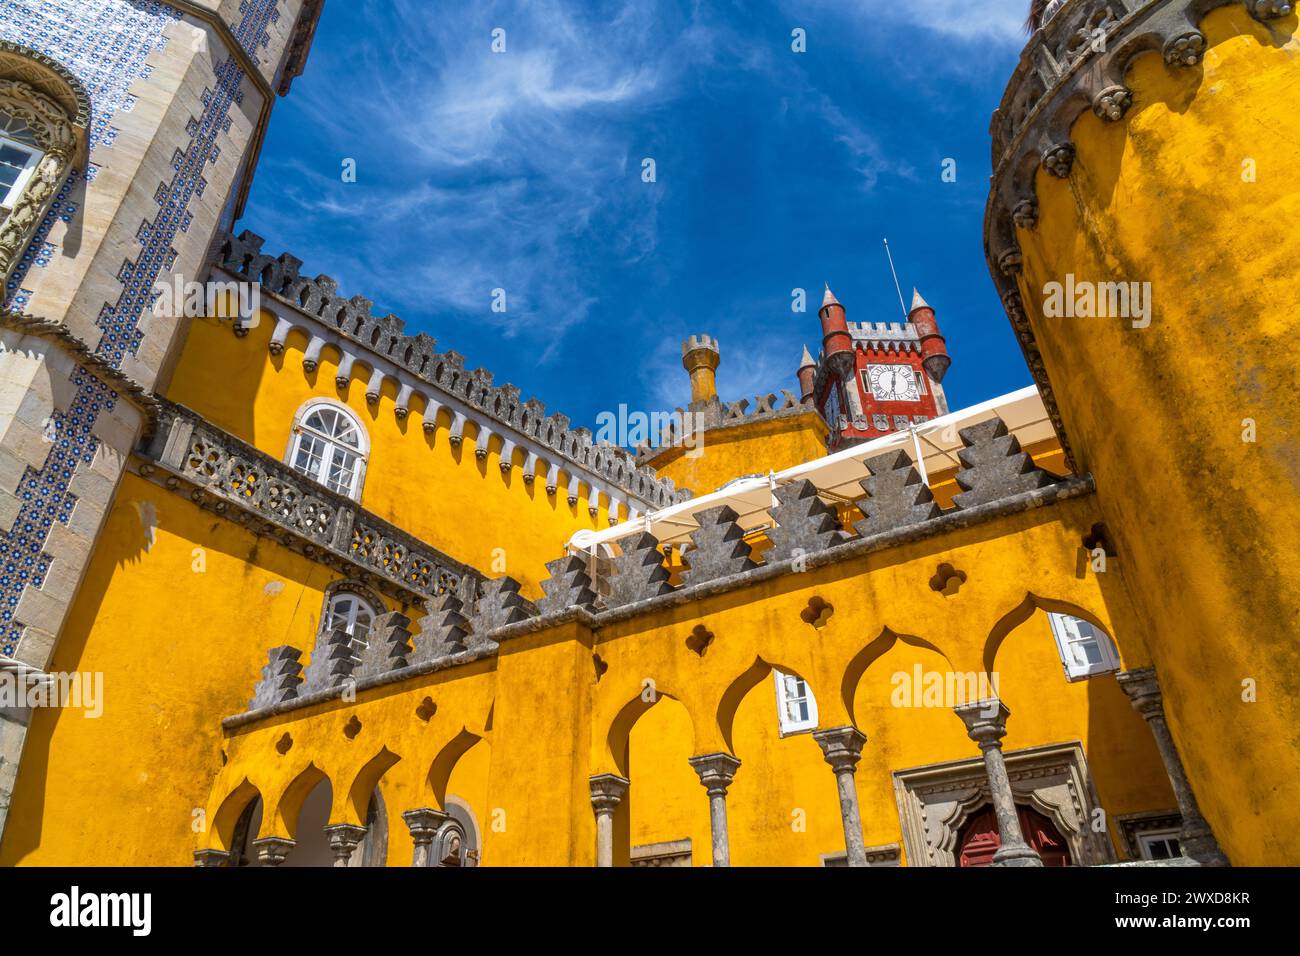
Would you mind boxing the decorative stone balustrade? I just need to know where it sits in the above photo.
[137,399,482,606]
[216,231,689,520]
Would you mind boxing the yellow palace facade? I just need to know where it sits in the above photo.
[0,0,1296,868]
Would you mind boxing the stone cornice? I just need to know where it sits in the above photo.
[0,310,159,415]
[222,472,1096,728]
[983,0,1293,471]
[136,397,484,606]
[165,1,278,219]
[215,231,688,514]
[277,0,325,95]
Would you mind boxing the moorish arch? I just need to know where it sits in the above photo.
[715,655,817,756]
[840,626,955,728]
[981,593,1121,679]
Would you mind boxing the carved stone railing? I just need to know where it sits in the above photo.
[217,231,689,516]
[137,399,482,605]
[984,0,1292,469]
[232,415,1096,723]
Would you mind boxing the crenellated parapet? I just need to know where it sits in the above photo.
[232,416,1088,718]
[216,230,688,516]
[984,0,1294,469]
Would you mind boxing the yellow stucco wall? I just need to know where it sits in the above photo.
[163,311,623,598]
[193,491,1180,867]
[1011,7,1300,865]
[644,411,829,497]
[0,472,403,865]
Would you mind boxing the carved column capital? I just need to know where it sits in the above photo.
[588,773,630,813]
[688,752,742,797]
[589,774,630,868]
[323,822,368,867]
[402,807,450,867]
[250,836,295,866]
[814,726,870,867]
[813,726,867,774]
[192,848,233,867]
[1116,668,1229,865]
[954,698,1010,751]
[1116,667,1163,720]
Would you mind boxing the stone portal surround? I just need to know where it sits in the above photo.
[982,0,1293,471]
[893,740,1117,867]
[215,232,687,517]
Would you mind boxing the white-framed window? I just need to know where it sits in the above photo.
[773,669,818,735]
[0,110,43,209]
[323,591,377,647]
[1136,829,1181,862]
[288,401,368,499]
[1047,612,1121,681]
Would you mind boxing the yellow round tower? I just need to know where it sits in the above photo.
[985,0,1299,865]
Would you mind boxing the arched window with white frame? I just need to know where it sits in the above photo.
[1047,612,1120,681]
[322,590,377,648]
[0,110,43,211]
[287,400,368,500]
[773,669,818,735]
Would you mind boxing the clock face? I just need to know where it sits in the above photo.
[866,364,921,402]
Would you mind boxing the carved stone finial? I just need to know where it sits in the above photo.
[604,531,674,607]
[537,553,599,613]
[249,645,303,710]
[951,417,1057,510]
[301,627,361,694]
[766,478,841,561]
[681,504,756,586]
[354,611,413,678]
[413,590,472,660]
[472,576,538,633]
[853,449,941,537]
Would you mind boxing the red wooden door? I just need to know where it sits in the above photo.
[957,805,1072,866]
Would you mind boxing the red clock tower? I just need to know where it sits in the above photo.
[797,286,952,452]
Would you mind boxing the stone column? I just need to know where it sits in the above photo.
[688,753,741,867]
[192,848,233,867]
[588,774,630,868]
[812,726,869,867]
[250,836,295,867]
[402,808,450,867]
[953,700,1043,867]
[323,823,367,868]
[1116,668,1229,865]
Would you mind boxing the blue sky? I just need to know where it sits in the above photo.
[241,0,1032,430]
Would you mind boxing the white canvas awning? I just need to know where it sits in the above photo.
[567,384,1053,554]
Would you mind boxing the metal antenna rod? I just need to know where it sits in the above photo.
[883,237,907,320]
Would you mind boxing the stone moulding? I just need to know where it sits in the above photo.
[224,469,1097,728]
[893,741,1118,867]
[135,398,483,607]
[0,310,158,414]
[982,0,1291,471]
[215,231,687,516]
